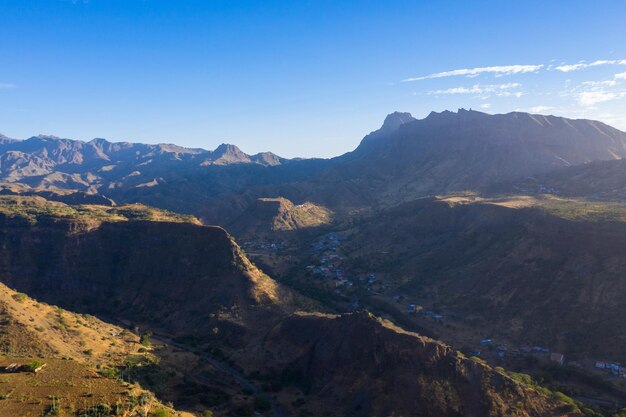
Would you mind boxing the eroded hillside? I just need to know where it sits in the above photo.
[0,195,590,417]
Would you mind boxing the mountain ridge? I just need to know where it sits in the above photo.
[2,109,626,227]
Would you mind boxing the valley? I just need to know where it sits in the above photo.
[1,110,626,416]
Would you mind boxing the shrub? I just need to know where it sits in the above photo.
[150,408,171,417]
[11,293,27,303]
[140,331,153,347]
[26,360,44,372]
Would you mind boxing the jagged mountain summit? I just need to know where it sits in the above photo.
[331,109,626,202]
[0,134,285,188]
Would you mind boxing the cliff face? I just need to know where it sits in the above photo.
[0,201,291,346]
[260,312,578,417]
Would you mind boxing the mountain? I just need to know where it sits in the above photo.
[4,110,626,226]
[501,158,626,201]
[226,197,333,239]
[168,110,626,225]
[259,312,580,417]
[0,195,585,416]
[0,134,287,192]
[321,109,626,207]
[0,196,294,346]
[339,196,626,361]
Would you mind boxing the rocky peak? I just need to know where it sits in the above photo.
[380,111,416,133]
[211,143,251,164]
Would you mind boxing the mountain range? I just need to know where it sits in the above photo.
[4,109,626,227]
[2,110,626,416]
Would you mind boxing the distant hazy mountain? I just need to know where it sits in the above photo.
[325,109,626,204]
[0,134,286,190]
[2,109,625,223]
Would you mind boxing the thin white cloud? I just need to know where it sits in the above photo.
[496,91,524,98]
[581,80,618,87]
[0,83,16,89]
[563,72,626,107]
[403,59,626,83]
[429,83,522,95]
[555,59,626,72]
[529,106,553,113]
[480,103,491,109]
[403,65,543,82]
[616,72,626,80]
[578,91,626,106]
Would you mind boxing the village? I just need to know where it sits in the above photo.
[241,231,626,410]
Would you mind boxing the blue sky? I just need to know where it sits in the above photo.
[1,0,626,157]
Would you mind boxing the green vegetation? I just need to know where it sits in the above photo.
[26,360,44,372]
[11,292,27,303]
[537,197,626,222]
[505,370,610,417]
[0,195,200,224]
[140,330,153,347]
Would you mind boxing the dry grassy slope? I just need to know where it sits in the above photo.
[0,285,183,417]
[258,312,580,417]
[0,356,189,417]
[0,282,143,365]
[343,196,626,360]
[226,196,332,239]
[0,195,200,224]
[0,182,116,206]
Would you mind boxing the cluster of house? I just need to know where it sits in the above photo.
[241,240,283,252]
[406,303,445,320]
[476,338,566,364]
[309,233,385,294]
[594,361,626,379]
[308,233,354,289]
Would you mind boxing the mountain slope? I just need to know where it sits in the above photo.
[258,312,580,417]
[502,158,626,201]
[0,283,182,417]
[0,135,288,196]
[5,110,626,226]
[226,197,333,239]
[0,282,144,363]
[0,196,295,349]
[322,110,626,206]
[0,195,586,417]
[341,196,626,361]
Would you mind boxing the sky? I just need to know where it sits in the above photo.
[1,1,626,158]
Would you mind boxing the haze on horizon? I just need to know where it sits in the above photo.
[1,0,625,158]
